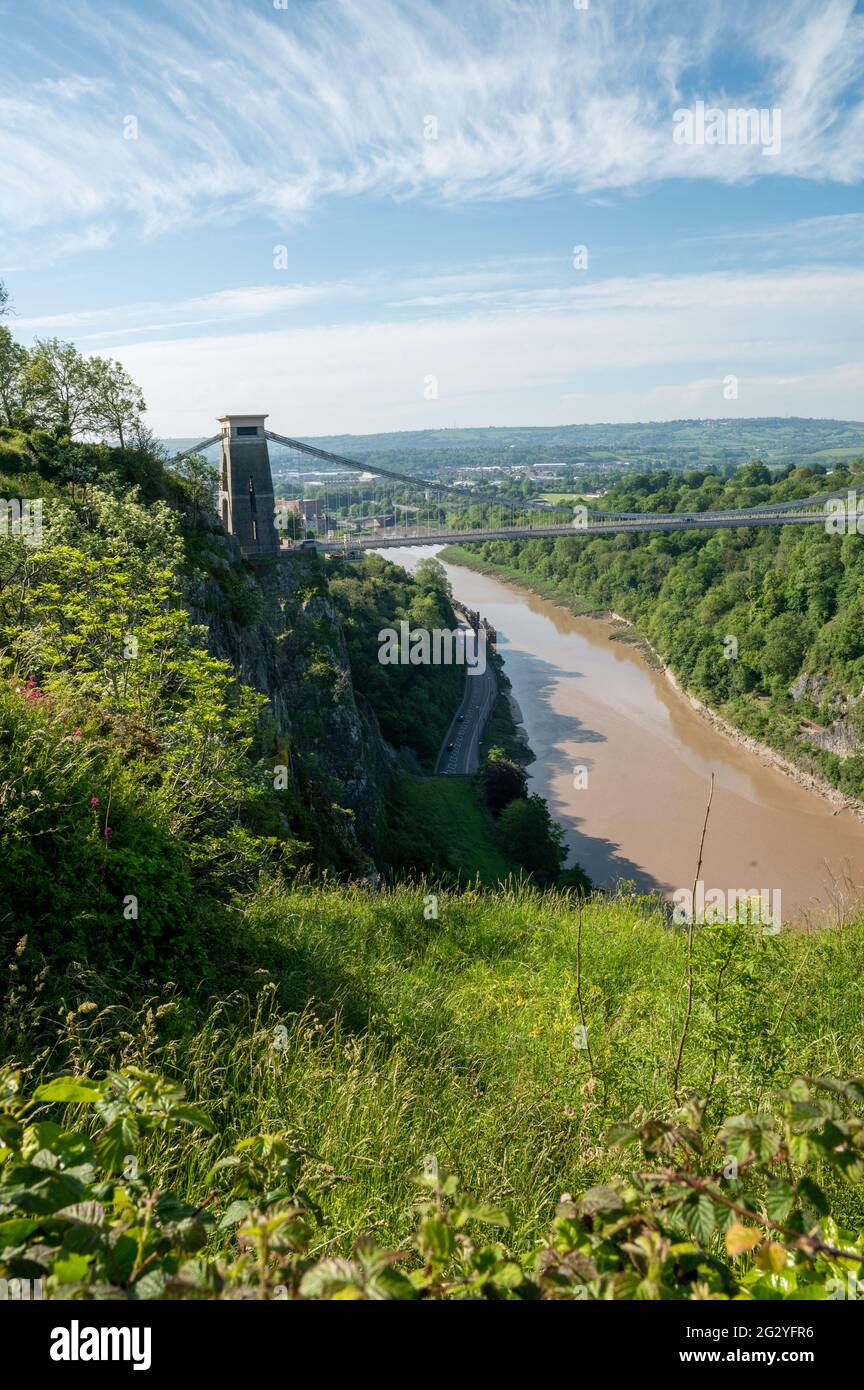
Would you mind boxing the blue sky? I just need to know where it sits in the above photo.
[1,0,863,436]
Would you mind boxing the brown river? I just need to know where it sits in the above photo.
[384,546,864,923]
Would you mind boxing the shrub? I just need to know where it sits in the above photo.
[496,794,565,883]
[1,1067,861,1299]
[479,747,527,816]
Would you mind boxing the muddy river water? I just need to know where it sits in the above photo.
[385,546,864,922]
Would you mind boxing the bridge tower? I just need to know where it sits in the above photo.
[217,414,280,558]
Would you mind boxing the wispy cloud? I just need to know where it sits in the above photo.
[96,263,864,434]
[18,223,864,344]
[14,283,347,338]
[12,257,557,338]
[1,0,862,265]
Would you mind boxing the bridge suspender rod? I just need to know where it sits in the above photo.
[192,426,851,528]
[264,429,557,514]
[169,434,222,462]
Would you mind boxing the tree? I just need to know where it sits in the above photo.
[0,327,34,429]
[170,451,218,518]
[26,338,94,437]
[760,612,811,685]
[736,460,771,489]
[481,747,527,816]
[415,557,451,599]
[86,355,146,448]
[496,794,565,883]
[0,280,9,317]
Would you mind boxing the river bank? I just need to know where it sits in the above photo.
[440,543,864,826]
[381,543,864,918]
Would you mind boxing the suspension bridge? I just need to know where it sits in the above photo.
[174,415,853,560]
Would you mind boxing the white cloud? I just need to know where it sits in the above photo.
[637,363,864,419]
[14,282,346,337]
[96,264,864,434]
[12,258,556,337]
[1,0,862,265]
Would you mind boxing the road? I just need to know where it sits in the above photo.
[435,622,499,775]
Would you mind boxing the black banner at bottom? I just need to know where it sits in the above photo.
[8,1294,860,1376]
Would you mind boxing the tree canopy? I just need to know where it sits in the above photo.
[0,316,145,445]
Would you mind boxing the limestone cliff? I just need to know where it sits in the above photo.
[183,519,394,867]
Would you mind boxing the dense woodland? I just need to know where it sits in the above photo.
[327,554,463,765]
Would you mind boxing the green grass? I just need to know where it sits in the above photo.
[13,881,864,1258]
[385,774,514,884]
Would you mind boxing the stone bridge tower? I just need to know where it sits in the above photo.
[217,414,280,558]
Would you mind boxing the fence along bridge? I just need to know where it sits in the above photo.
[175,415,850,560]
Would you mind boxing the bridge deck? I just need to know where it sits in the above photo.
[278,510,832,555]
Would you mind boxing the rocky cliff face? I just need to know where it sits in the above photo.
[790,671,864,758]
[184,522,394,866]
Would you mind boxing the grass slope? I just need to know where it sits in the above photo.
[383,774,515,884]
[18,883,864,1256]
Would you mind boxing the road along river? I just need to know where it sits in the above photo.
[382,546,864,924]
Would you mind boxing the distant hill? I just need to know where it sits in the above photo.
[161,417,864,476]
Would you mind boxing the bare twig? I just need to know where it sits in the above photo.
[574,897,605,1103]
[642,1168,861,1264]
[671,773,715,1098]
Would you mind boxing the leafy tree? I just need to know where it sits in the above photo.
[760,612,811,684]
[415,556,451,598]
[481,747,527,815]
[496,794,565,882]
[169,450,218,518]
[0,327,34,429]
[26,337,95,437]
[86,354,146,447]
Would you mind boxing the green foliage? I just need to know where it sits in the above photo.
[0,332,145,444]
[0,676,200,967]
[167,452,218,519]
[1,1062,861,1298]
[0,491,303,971]
[496,794,566,883]
[382,775,516,884]
[3,881,864,1298]
[328,553,463,765]
[480,746,528,815]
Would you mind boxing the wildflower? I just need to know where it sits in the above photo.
[23,675,45,704]
[104,827,113,839]
[72,728,82,739]
[90,796,100,807]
